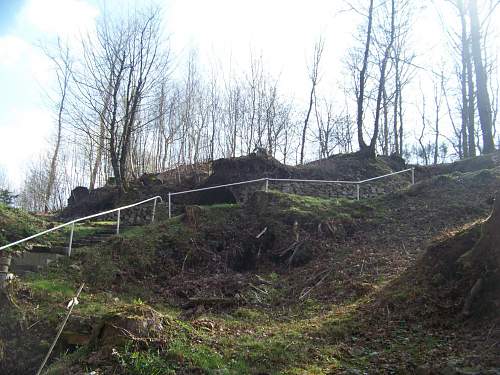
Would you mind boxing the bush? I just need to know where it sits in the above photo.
[0,189,17,207]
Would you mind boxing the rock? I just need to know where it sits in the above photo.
[91,305,166,348]
[62,331,91,346]
[69,264,81,271]
[415,364,432,375]
[68,186,90,206]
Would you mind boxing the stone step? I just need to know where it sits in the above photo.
[31,245,68,255]
[11,223,145,276]
[11,264,40,275]
[11,252,63,274]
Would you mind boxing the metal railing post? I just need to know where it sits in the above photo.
[116,209,121,235]
[411,167,415,185]
[265,178,269,192]
[151,198,157,223]
[356,183,360,201]
[168,193,172,218]
[67,222,75,257]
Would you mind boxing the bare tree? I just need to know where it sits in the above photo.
[42,38,72,211]
[73,7,169,191]
[418,91,430,166]
[0,166,8,191]
[355,0,375,156]
[433,72,445,165]
[351,0,398,157]
[300,37,324,164]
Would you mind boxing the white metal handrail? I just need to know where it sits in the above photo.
[2,167,415,252]
[268,178,357,184]
[167,168,415,217]
[0,195,163,254]
[358,168,414,184]
[169,177,267,196]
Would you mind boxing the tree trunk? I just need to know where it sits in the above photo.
[0,252,12,289]
[369,0,395,157]
[393,59,400,155]
[458,0,469,158]
[356,0,374,154]
[382,87,389,155]
[466,49,476,157]
[469,0,495,154]
[300,85,315,164]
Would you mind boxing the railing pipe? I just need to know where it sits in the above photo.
[269,178,356,184]
[116,209,121,235]
[168,193,172,219]
[67,223,75,257]
[1,168,414,252]
[358,168,413,184]
[151,198,157,223]
[170,178,266,196]
[0,195,162,252]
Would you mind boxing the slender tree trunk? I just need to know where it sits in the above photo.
[356,0,374,154]
[44,89,66,212]
[382,87,389,155]
[369,0,395,156]
[469,0,495,153]
[458,0,469,158]
[399,85,404,156]
[300,85,315,164]
[393,60,400,156]
[466,48,477,157]
[90,106,107,190]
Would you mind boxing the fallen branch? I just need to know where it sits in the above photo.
[256,227,268,239]
[299,271,331,300]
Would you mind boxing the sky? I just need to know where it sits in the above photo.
[0,0,493,189]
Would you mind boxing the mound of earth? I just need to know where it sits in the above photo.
[206,152,406,186]
[387,190,500,322]
[416,150,500,179]
[61,152,408,219]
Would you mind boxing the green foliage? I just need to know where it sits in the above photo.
[264,190,376,223]
[0,189,17,206]
[27,278,74,298]
[0,203,46,247]
[118,346,174,375]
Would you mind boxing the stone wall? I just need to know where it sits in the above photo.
[77,174,410,223]
[228,176,410,203]
[92,202,168,226]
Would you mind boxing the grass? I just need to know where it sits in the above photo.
[264,190,377,223]
[5,182,495,374]
[0,203,48,248]
[26,278,75,298]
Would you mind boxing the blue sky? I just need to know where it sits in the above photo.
[0,0,24,34]
[0,0,100,187]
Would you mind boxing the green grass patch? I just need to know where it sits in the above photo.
[0,203,48,248]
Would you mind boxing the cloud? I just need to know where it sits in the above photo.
[0,35,53,89]
[18,0,99,37]
[0,108,53,188]
[0,35,32,66]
